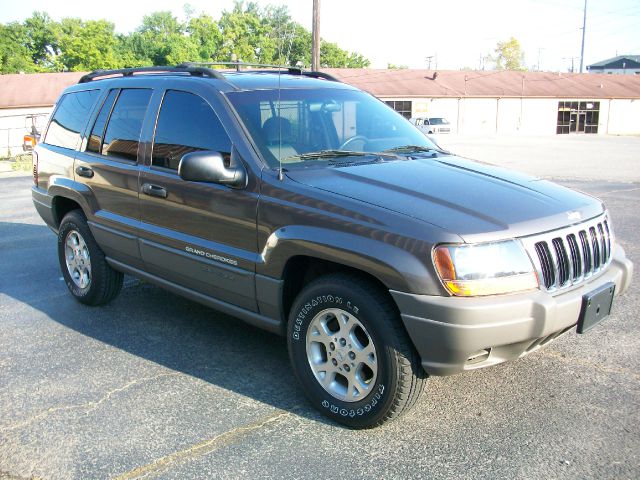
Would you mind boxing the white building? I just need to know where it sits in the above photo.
[327,69,640,135]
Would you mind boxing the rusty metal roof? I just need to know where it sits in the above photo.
[0,72,84,109]
[324,68,640,99]
[1,69,640,109]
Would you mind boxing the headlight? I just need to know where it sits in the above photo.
[433,240,538,296]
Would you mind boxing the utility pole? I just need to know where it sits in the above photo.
[425,56,434,69]
[563,56,579,73]
[312,0,321,71]
[537,48,545,71]
[579,0,587,73]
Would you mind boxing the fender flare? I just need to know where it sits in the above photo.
[48,176,97,223]
[257,225,443,295]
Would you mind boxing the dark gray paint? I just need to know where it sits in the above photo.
[31,72,633,374]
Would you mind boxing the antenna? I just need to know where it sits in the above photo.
[277,68,283,181]
[275,16,285,181]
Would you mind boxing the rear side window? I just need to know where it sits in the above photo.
[44,90,99,150]
[152,90,231,170]
[101,89,152,161]
[87,89,118,153]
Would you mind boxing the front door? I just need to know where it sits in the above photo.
[138,88,260,311]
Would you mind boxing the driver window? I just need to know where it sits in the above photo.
[152,90,231,170]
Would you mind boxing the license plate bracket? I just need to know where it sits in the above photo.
[577,282,615,334]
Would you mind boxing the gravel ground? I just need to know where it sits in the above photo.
[1,135,638,479]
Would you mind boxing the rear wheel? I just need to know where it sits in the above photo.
[57,210,123,306]
[287,273,426,428]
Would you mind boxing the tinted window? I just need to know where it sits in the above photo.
[152,90,231,170]
[102,89,152,161]
[45,90,99,149]
[87,89,118,153]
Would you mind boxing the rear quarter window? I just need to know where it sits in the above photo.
[44,90,100,150]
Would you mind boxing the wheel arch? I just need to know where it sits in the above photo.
[258,226,442,326]
[280,255,397,326]
[48,176,96,228]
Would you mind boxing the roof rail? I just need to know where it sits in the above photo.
[177,61,303,75]
[177,62,341,82]
[302,71,341,82]
[78,62,342,84]
[78,65,226,83]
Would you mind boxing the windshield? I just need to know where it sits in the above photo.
[226,88,438,168]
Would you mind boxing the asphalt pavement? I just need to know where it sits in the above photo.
[1,136,639,479]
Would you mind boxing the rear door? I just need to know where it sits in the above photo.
[75,86,153,268]
[137,84,260,311]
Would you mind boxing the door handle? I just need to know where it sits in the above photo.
[141,183,167,199]
[75,166,94,178]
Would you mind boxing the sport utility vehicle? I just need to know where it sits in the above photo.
[32,64,633,428]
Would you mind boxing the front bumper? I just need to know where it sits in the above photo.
[391,245,633,376]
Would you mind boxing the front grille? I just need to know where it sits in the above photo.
[522,213,613,293]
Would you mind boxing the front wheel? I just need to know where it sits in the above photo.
[287,273,426,428]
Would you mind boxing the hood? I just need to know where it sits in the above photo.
[286,155,603,242]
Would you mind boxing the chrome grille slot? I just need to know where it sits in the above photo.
[522,213,613,293]
[579,230,591,274]
[552,238,570,286]
[566,234,581,281]
[590,227,601,267]
[534,242,554,289]
[604,220,611,255]
[598,223,607,263]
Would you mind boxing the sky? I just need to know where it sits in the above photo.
[0,0,638,72]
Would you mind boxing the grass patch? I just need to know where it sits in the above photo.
[10,154,33,172]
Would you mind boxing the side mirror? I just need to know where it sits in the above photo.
[178,150,247,188]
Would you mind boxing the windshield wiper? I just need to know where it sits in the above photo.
[285,150,369,161]
[384,145,440,154]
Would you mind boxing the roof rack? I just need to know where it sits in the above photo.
[78,65,226,83]
[78,62,341,84]
[178,62,341,82]
[177,61,301,73]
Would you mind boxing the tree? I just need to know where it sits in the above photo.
[187,14,222,62]
[492,37,526,71]
[56,18,121,71]
[23,11,58,69]
[320,40,370,68]
[218,2,271,63]
[0,5,370,73]
[129,11,198,65]
[0,23,37,73]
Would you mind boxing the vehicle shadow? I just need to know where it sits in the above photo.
[0,220,330,426]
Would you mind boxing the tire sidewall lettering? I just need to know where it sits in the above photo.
[292,294,360,342]
[319,384,386,417]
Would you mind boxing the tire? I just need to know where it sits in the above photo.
[287,273,426,428]
[57,210,123,306]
